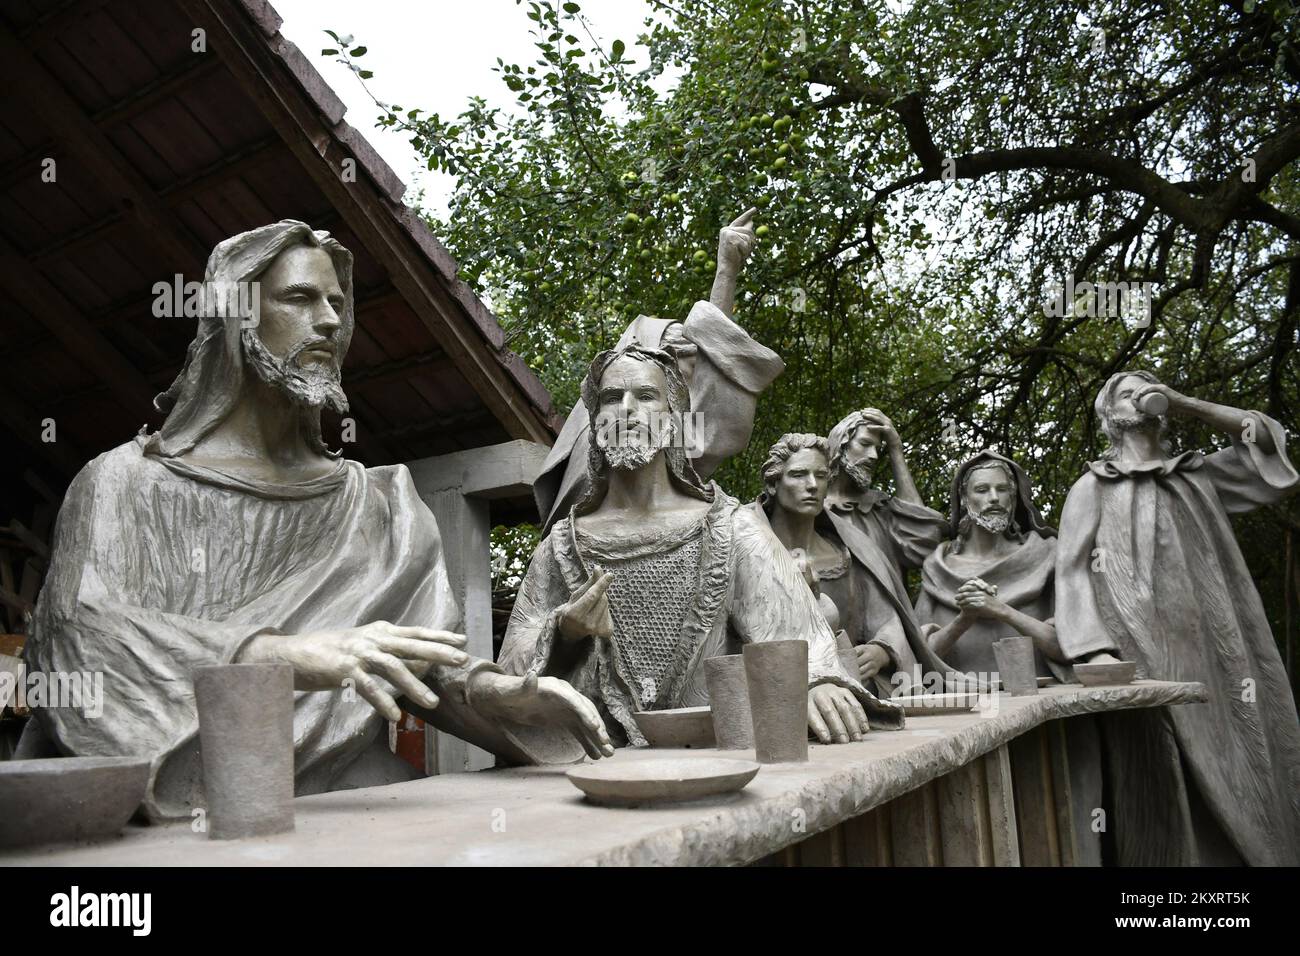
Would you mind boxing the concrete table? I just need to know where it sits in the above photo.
[1,681,1206,866]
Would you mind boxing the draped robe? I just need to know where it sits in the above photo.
[499,487,904,746]
[745,503,958,697]
[826,489,949,587]
[916,532,1071,682]
[1055,414,1300,865]
[26,437,532,821]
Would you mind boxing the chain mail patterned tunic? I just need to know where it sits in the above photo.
[500,486,903,747]
[578,522,704,709]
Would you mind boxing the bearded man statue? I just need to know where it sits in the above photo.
[1056,370,1300,865]
[23,221,612,821]
[499,346,903,747]
[915,450,1070,682]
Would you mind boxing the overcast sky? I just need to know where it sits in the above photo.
[275,0,663,219]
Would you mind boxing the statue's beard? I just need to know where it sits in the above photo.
[968,507,1011,535]
[596,418,675,472]
[242,329,348,414]
[840,457,875,490]
[1108,412,1159,434]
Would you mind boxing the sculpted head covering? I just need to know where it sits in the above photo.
[575,344,710,515]
[1094,369,1171,461]
[948,449,1055,540]
[145,220,355,459]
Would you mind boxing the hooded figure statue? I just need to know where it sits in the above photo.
[23,221,612,820]
[914,449,1072,683]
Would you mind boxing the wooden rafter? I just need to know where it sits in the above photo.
[0,21,209,269]
[179,0,554,445]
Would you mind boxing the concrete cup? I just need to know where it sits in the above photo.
[743,640,809,763]
[194,662,295,840]
[704,655,754,749]
[992,637,1038,697]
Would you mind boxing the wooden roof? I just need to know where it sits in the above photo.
[0,0,560,515]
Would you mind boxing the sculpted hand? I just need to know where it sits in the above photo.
[716,207,758,275]
[1131,381,1188,415]
[860,408,900,448]
[854,643,892,681]
[807,683,869,744]
[558,569,615,641]
[956,579,1007,620]
[470,671,615,760]
[239,622,469,722]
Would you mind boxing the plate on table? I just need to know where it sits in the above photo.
[887,692,982,716]
[1073,661,1138,686]
[566,757,760,807]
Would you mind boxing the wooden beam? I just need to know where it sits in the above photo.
[159,135,285,203]
[0,381,90,479]
[0,234,159,417]
[0,50,220,193]
[344,348,447,389]
[406,439,551,500]
[179,0,554,445]
[0,21,209,270]
[15,0,113,44]
[22,470,63,507]
[91,56,223,128]
[29,214,129,267]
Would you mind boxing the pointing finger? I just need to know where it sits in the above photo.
[730,207,757,228]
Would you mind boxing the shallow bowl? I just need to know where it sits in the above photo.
[0,756,151,848]
[632,706,716,748]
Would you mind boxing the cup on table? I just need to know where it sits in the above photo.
[743,640,809,763]
[193,662,295,840]
[704,655,754,750]
[992,637,1038,697]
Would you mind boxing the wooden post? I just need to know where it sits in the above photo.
[406,440,552,775]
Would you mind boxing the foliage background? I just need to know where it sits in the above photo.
[326,0,1299,677]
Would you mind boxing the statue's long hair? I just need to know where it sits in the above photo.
[145,220,354,460]
[574,345,711,516]
[757,433,828,514]
[1095,369,1172,462]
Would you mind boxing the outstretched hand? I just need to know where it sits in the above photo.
[471,671,615,760]
[239,622,470,722]
[807,683,869,744]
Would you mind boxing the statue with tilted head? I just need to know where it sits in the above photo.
[1055,371,1300,865]
[533,208,785,533]
[25,221,611,821]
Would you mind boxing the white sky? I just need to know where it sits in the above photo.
[275,0,663,219]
